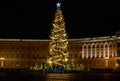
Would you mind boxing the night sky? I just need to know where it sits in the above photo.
[0,0,120,39]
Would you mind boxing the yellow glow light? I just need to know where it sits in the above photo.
[47,60,52,65]
[64,58,68,61]
[0,57,5,60]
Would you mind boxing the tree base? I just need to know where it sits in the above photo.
[42,69,65,73]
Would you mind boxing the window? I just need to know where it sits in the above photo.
[42,47,45,50]
[71,47,73,49]
[6,53,8,58]
[11,53,14,58]
[17,53,18,58]
[37,47,39,50]
[22,54,24,58]
[75,46,77,49]
[27,54,29,58]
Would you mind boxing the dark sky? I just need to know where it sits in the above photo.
[0,0,120,39]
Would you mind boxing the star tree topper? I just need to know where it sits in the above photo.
[56,2,61,8]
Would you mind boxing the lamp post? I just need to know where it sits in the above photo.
[0,57,5,68]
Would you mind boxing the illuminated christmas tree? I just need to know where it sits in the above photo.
[43,2,85,73]
[45,2,70,71]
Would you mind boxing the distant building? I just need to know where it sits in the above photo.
[0,35,120,69]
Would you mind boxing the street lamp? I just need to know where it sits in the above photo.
[0,57,5,68]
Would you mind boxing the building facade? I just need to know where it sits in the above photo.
[0,35,120,69]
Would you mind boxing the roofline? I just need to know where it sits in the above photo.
[0,35,119,42]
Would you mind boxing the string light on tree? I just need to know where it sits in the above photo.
[45,1,70,71]
[43,2,84,73]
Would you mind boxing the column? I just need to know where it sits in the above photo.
[114,44,117,57]
[90,44,93,58]
[86,45,88,58]
[103,43,105,57]
[107,44,109,58]
[99,44,101,58]
[82,45,84,59]
[95,44,97,58]
[112,45,114,57]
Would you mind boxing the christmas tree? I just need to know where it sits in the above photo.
[43,2,85,73]
[45,2,70,71]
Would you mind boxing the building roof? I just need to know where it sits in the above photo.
[0,35,119,42]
